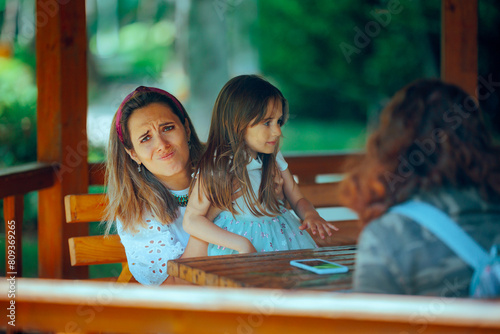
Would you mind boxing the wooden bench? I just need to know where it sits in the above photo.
[286,152,364,247]
[2,278,499,333]
[64,194,132,282]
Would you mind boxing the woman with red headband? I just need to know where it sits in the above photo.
[103,86,210,285]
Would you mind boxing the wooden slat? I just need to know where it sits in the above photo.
[88,153,363,187]
[0,162,55,198]
[37,0,89,279]
[89,151,362,185]
[64,193,132,282]
[3,278,499,333]
[441,0,477,97]
[64,194,108,223]
[68,234,126,266]
[3,195,23,277]
[299,182,341,207]
[286,151,362,184]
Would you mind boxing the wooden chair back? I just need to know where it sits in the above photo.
[287,152,364,247]
[64,194,132,282]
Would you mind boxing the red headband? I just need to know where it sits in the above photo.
[115,86,186,144]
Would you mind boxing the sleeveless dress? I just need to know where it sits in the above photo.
[208,152,317,256]
[116,188,190,285]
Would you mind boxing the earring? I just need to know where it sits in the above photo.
[137,163,142,173]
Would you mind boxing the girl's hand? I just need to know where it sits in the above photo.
[299,212,339,239]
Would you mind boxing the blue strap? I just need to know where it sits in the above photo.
[389,201,489,270]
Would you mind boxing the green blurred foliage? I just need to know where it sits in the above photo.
[87,0,176,93]
[0,55,38,261]
[257,0,500,138]
[88,21,175,80]
[0,57,37,167]
[281,119,366,152]
[258,0,441,122]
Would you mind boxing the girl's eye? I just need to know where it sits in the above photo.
[278,119,284,127]
[263,121,270,126]
[140,135,151,143]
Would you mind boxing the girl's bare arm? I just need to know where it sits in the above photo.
[281,168,338,239]
[183,177,257,253]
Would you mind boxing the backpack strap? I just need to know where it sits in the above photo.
[389,201,489,270]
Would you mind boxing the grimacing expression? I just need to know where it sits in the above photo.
[126,102,191,188]
[244,99,283,159]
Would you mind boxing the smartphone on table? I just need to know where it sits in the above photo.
[289,258,349,274]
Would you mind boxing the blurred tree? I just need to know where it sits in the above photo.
[257,0,441,123]
[0,57,36,167]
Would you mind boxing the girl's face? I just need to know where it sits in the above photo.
[244,99,283,159]
[126,102,192,190]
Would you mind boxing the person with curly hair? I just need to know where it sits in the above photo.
[340,79,500,296]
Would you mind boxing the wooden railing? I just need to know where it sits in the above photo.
[1,162,57,277]
[1,278,499,333]
[88,151,363,187]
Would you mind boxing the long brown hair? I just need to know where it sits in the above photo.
[195,75,289,216]
[340,79,500,224]
[104,87,204,234]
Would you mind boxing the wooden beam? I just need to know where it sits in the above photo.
[441,0,478,97]
[2,278,499,333]
[68,235,126,266]
[0,162,55,198]
[36,0,88,279]
[286,151,362,184]
[3,196,23,277]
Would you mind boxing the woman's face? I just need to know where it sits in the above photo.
[126,102,192,190]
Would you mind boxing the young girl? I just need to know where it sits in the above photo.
[183,75,337,255]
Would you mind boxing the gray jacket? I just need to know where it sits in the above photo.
[354,187,500,297]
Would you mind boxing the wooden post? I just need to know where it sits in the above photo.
[441,0,478,97]
[4,195,23,277]
[36,0,88,278]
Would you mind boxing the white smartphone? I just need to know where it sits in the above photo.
[289,258,349,274]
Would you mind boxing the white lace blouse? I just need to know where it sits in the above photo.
[116,188,190,285]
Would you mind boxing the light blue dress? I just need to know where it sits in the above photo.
[208,152,317,256]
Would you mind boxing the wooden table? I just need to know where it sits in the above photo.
[167,245,356,291]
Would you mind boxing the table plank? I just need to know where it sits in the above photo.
[168,246,356,291]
